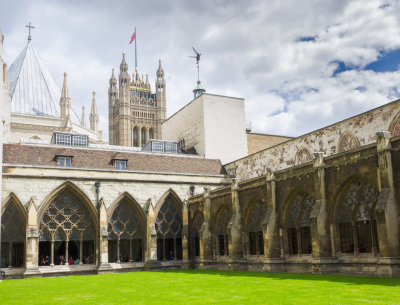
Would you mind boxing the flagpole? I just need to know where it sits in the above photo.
[135,27,137,68]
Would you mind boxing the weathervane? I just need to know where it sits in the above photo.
[189,47,206,98]
[26,22,35,42]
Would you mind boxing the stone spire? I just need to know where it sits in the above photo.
[90,91,99,132]
[60,72,71,120]
[81,106,86,127]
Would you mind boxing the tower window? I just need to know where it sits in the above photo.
[149,128,153,140]
[133,128,138,147]
[141,128,146,147]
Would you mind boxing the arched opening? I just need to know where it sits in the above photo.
[283,191,314,256]
[1,197,26,268]
[108,197,145,263]
[155,194,183,261]
[133,127,139,147]
[190,211,204,258]
[38,188,96,266]
[149,128,154,141]
[245,200,269,256]
[141,127,146,147]
[335,179,379,255]
[215,206,231,257]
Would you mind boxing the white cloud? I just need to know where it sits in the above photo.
[1,0,400,141]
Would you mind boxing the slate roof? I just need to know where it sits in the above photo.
[3,144,227,176]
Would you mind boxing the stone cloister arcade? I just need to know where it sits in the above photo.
[0,183,187,275]
[1,132,400,277]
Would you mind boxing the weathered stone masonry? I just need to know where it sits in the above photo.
[188,133,400,276]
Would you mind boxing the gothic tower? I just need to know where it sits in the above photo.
[108,56,167,147]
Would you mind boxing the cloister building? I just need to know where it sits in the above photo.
[1,29,400,278]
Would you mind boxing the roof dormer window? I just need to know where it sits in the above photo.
[58,156,72,167]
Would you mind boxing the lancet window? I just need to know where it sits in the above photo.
[294,147,313,165]
[141,128,146,147]
[133,127,138,147]
[285,192,314,255]
[336,180,379,255]
[155,196,182,260]
[149,128,154,141]
[215,207,231,257]
[1,200,25,268]
[108,199,144,263]
[38,190,95,266]
[246,201,269,256]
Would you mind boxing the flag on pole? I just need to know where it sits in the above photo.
[129,30,136,44]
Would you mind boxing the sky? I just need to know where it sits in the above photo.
[1,0,400,141]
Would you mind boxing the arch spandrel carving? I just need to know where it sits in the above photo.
[338,132,360,153]
[294,147,312,165]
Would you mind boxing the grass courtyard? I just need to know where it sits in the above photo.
[0,270,399,304]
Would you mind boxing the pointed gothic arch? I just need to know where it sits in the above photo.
[337,131,360,153]
[333,176,379,255]
[281,190,315,255]
[1,193,27,268]
[214,205,231,257]
[107,192,146,263]
[244,198,269,256]
[294,147,313,165]
[190,210,204,257]
[154,189,183,260]
[38,181,97,266]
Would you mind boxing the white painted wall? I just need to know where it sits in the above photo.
[162,93,248,164]
[162,96,205,156]
[203,94,247,164]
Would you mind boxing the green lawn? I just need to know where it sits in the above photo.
[0,270,399,304]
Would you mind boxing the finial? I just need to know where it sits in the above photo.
[64,72,67,78]
[93,91,96,97]
[26,22,35,42]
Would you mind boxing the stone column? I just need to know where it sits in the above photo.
[263,169,281,259]
[50,240,55,266]
[79,238,83,265]
[375,131,400,260]
[144,199,159,269]
[310,152,331,258]
[200,188,213,263]
[23,199,40,278]
[181,201,190,268]
[129,238,133,262]
[97,200,112,273]
[230,180,243,261]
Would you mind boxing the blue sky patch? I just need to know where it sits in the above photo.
[365,48,400,72]
[297,36,316,42]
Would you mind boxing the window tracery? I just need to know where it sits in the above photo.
[190,212,204,257]
[246,201,269,255]
[38,190,95,266]
[108,199,143,262]
[215,207,231,257]
[285,192,314,255]
[155,196,182,260]
[336,180,379,254]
